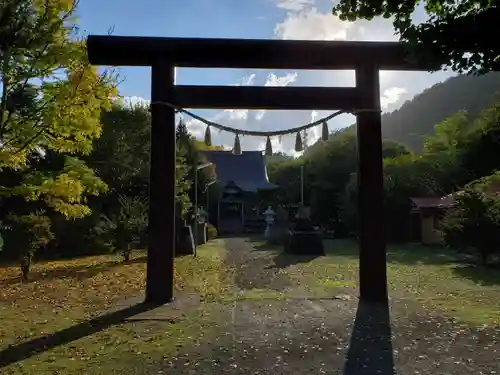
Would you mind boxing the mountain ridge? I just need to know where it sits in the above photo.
[380,72,500,150]
[303,72,500,155]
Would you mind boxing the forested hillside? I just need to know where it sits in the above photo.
[382,72,500,151]
[269,96,500,243]
[305,72,500,155]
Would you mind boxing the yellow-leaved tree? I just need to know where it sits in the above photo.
[0,0,117,276]
[0,0,117,218]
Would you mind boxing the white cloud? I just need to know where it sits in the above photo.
[275,0,314,12]
[381,87,408,110]
[222,73,258,121]
[121,2,455,155]
[274,7,356,40]
[255,110,267,121]
[185,117,205,138]
[224,109,249,121]
[264,72,298,86]
[256,71,299,121]
[122,95,150,106]
[271,4,454,128]
[235,73,256,86]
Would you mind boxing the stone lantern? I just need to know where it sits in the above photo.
[195,206,208,246]
[263,206,276,239]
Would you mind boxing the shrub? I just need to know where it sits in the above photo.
[94,195,148,261]
[206,223,218,240]
[4,211,54,280]
[441,188,500,265]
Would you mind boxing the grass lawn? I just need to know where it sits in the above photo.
[0,240,231,375]
[253,239,500,326]
[3,236,500,374]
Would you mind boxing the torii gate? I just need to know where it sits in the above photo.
[87,36,429,304]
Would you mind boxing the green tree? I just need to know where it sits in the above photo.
[332,1,499,74]
[4,211,54,280]
[0,0,116,219]
[441,185,500,265]
[79,105,194,256]
[94,195,148,262]
[382,139,411,158]
[460,98,500,179]
[423,110,470,154]
[175,119,220,217]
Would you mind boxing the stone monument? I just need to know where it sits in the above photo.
[175,201,195,256]
[195,206,208,246]
[268,206,289,245]
[284,202,324,255]
[263,206,276,240]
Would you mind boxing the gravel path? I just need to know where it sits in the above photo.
[157,237,500,375]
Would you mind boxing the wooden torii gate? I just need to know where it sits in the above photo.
[87,36,429,304]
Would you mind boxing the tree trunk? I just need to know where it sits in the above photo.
[20,254,31,281]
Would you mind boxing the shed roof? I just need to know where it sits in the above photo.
[200,150,278,192]
[410,195,456,209]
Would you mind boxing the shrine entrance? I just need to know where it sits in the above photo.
[87,35,430,305]
[218,200,244,235]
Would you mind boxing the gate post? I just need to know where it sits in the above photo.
[355,64,388,303]
[146,61,176,304]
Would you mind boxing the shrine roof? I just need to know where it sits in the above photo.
[200,150,278,192]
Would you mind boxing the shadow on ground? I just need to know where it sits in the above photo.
[452,263,500,286]
[243,235,268,243]
[248,238,322,269]
[266,251,322,269]
[0,256,147,286]
[344,299,395,375]
[0,301,160,368]
[325,239,461,266]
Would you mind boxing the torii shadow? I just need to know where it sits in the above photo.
[0,301,160,368]
[344,299,396,375]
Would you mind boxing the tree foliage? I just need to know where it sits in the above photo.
[4,211,54,279]
[423,110,470,154]
[2,0,500,283]
[268,89,500,243]
[347,73,500,152]
[0,0,117,220]
[94,195,148,261]
[332,0,500,74]
[441,175,500,264]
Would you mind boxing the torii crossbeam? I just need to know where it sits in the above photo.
[86,35,430,304]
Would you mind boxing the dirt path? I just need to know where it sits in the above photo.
[156,237,500,375]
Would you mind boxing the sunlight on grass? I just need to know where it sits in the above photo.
[386,258,500,326]
[261,239,500,326]
[235,289,287,301]
[318,241,500,325]
[0,240,231,375]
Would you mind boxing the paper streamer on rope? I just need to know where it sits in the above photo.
[233,134,242,155]
[265,136,273,156]
[204,125,212,146]
[321,121,329,141]
[295,132,303,152]
[149,102,381,152]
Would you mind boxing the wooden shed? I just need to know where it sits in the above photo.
[410,195,456,245]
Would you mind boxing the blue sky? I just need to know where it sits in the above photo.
[78,0,454,154]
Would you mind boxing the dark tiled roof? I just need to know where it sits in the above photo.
[200,150,278,192]
[410,196,455,209]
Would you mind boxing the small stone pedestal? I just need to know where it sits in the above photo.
[268,206,289,245]
[284,207,324,255]
[285,229,324,255]
[195,222,207,246]
[175,217,195,256]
